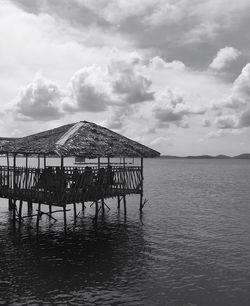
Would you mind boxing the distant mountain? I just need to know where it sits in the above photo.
[160,153,250,159]
[233,153,250,159]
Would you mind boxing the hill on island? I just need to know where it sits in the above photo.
[160,153,250,159]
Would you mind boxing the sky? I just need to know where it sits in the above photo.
[1,0,250,156]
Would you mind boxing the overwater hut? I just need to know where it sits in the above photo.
[0,121,160,227]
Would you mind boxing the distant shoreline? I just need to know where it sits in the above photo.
[159,153,250,159]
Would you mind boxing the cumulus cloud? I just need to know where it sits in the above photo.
[14,74,64,121]
[66,65,111,113]
[232,63,250,96]
[215,115,237,129]
[238,109,250,128]
[150,57,186,71]
[65,53,154,112]
[153,88,205,128]
[212,63,250,110]
[209,47,241,71]
[108,54,154,104]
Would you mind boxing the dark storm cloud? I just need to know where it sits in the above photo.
[10,0,250,74]
[10,0,110,28]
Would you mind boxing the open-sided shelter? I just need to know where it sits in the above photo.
[0,121,160,226]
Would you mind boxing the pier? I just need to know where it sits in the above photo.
[0,121,159,229]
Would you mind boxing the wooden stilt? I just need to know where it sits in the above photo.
[27,201,33,212]
[139,157,144,211]
[73,203,77,219]
[117,196,120,209]
[101,198,105,212]
[49,204,52,215]
[18,200,23,221]
[95,201,98,219]
[36,203,41,229]
[82,202,85,211]
[123,195,127,214]
[8,198,13,211]
[12,199,16,224]
[63,205,67,230]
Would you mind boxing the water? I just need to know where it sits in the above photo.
[0,158,250,305]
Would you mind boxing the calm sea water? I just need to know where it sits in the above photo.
[0,158,250,306]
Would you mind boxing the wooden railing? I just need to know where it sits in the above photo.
[0,165,142,205]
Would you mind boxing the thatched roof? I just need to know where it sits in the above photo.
[0,121,160,158]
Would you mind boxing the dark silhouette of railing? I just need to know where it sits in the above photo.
[0,165,142,206]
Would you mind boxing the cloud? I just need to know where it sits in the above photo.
[212,63,250,110]
[238,109,250,128]
[232,63,250,96]
[108,53,154,103]
[65,52,154,112]
[209,47,241,71]
[202,119,211,127]
[150,57,186,71]
[215,115,237,129]
[153,88,205,128]
[13,74,64,121]
[207,129,243,138]
[65,65,111,113]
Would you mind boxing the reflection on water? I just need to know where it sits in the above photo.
[1,159,250,305]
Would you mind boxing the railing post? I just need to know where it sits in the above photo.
[6,153,13,211]
[139,157,144,211]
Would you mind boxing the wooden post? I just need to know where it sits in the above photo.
[12,199,16,224]
[18,200,23,221]
[73,203,77,219]
[63,205,67,231]
[7,153,13,210]
[27,201,33,213]
[43,153,46,168]
[25,154,28,199]
[98,157,100,169]
[36,203,41,229]
[13,153,16,201]
[117,195,120,209]
[139,157,144,211]
[82,202,85,211]
[95,201,98,219]
[123,195,127,215]
[61,156,64,168]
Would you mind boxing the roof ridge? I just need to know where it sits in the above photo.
[55,122,84,147]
